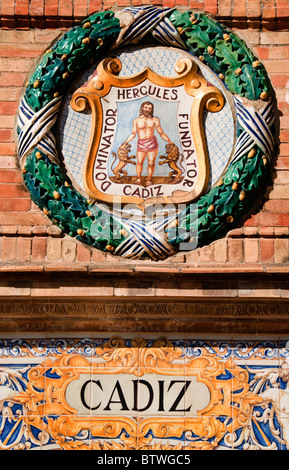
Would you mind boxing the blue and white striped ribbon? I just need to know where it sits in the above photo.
[151,17,187,49]
[17,96,61,161]
[114,212,177,260]
[231,96,275,164]
[117,6,185,49]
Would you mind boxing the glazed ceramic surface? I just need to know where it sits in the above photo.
[17,7,275,261]
[0,333,288,450]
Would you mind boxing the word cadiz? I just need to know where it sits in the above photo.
[66,374,210,416]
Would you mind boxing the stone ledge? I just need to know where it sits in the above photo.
[0,270,289,299]
[1,261,289,274]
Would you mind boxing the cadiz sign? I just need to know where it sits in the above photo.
[66,374,210,416]
[16,6,276,261]
[5,335,267,450]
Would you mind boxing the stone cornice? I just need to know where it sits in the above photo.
[0,298,289,334]
[0,271,289,334]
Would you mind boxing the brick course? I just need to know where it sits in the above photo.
[0,0,288,275]
[1,0,288,29]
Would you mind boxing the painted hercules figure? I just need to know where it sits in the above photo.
[124,101,172,186]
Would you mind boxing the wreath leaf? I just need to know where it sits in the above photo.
[215,40,242,69]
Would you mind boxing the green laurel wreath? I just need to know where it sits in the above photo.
[19,9,274,258]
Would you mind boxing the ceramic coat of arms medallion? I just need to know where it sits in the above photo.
[16,6,276,261]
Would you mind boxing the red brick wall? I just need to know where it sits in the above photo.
[1,0,289,29]
[0,0,288,274]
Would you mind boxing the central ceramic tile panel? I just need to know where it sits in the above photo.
[0,334,287,450]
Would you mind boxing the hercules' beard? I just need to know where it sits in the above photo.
[139,101,154,117]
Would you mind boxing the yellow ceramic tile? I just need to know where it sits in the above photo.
[137,415,186,450]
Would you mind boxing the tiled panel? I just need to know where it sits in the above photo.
[0,334,289,450]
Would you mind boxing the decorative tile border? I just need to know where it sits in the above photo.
[0,333,288,450]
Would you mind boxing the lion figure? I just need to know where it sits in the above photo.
[158,143,185,183]
[111,142,136,180]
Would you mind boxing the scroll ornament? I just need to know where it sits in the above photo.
[17,6,275,261]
